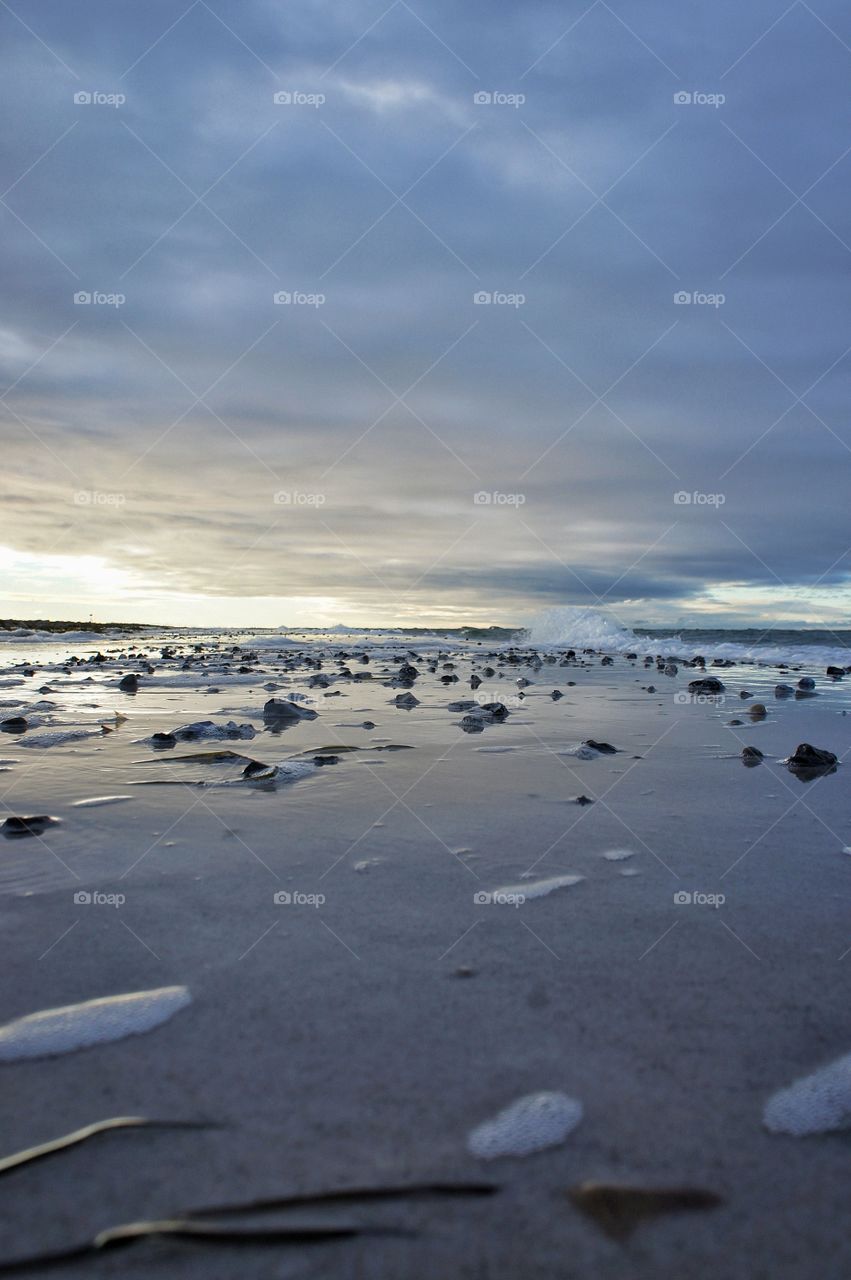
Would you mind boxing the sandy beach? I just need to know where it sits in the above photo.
[0,626,849,1277]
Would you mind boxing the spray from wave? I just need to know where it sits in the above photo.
[528,606,639,652]
[526,606,851,668]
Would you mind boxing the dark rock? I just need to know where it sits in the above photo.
[242,760,272,778]
[788,743,837,769]
[774,684,794,698]
[3,815,60,837]
[742,746,763,764]
[477,702,510,721]
[263,698,318,721]
[551,690,563,700]
[151,732,176,748]
[394,692,420,709]
[118,674,138,693]
[0,717,27,733]
[826,666,845,678]
[688,677,725,694]
[748,704,767,719]
[584,739,618,754]
[797,677,815,690]
[573,795,595,805]
[313,754,340,766]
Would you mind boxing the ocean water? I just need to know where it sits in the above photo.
[2,608,851,670]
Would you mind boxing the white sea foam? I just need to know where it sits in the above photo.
[527,606,851,668]
[0,986,191,1061]
[601,848,635,861]
[239,634,299,648]
[494,873,584,899]
[72,795,133,808]
[468,1090,583,1158]
[764,1051,851,1135]
[0,629,111,643]
[557,743,598,760]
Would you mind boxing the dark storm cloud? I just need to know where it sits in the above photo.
[1,0,849,622]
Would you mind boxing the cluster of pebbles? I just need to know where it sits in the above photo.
[0,634,843,837]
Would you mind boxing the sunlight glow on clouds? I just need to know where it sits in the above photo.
[1,0,849,627]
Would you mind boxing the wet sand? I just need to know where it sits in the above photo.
[0,632,849,1278]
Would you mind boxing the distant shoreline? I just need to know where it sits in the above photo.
[0,619,165,635]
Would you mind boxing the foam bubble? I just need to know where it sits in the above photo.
[764,1051,851,1135]
[0,986,191,1061]
[498,873,584,899]
[468,1091,583,1158]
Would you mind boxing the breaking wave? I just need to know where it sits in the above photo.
[527,606,851,668]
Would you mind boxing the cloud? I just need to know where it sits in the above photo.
[1,0,849,625]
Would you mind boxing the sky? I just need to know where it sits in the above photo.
[1,0,850,630]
